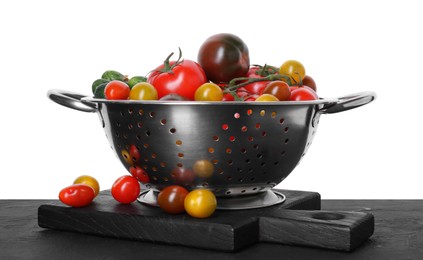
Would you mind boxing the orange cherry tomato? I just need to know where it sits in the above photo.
[73,175,100,197]
[184,189,217,218]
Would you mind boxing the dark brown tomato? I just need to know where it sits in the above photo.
[262,81,291,101]
[302,75,317,92]
[157,185,189,214]
[197,33,250,83]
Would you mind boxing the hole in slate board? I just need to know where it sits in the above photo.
[312,212,345,220]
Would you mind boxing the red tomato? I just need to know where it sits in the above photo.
[217,83,235,101]
[243,67,268,94]
[222,93,235,101]
[104,80,130,100]
[236,87,258,101]
[236,87,249,98]
[59,184,95,207]
[289,85,316,92]
[148,50,207,100]
[244,96,258,102]
[129,166,150,183]
[290,87,318,101]
[243,66,278,94]
[157,185,189,214]
[111,175,140,204]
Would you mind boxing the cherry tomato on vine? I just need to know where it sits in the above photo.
[158,185,189,214]
[217,83,235,101]
[104,80,130,100]
[262,80,291,101]
[194,82,223,101]
[129,82,158,100]
[279,60,306,85]
[184,189,217,218]
[111,175,140,204]
[198,33,250,83]
[236,87,258,101]
[222,93,235,101]
[243,67,269,94]
[290,87,318,101]
[148,49,207,100]
[243,65,278,94]
[73,175,100,197]
[59,184,95,207]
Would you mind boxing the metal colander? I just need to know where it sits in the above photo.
[48,89,375,209]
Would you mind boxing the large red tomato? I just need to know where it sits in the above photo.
[148,50,207,100]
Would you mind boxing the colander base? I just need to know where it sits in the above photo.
[137,189,286,210]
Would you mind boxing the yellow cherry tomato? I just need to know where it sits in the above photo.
[194,82,223,101]
[255,94,279,102]
[73,175,100,197]
[129,82,158,100]
[184,189,217,218]
[279,60,306,85]
[121,149,134,166]
[192,159,214,178]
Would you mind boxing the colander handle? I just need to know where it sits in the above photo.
[319,91,376,114]
[47,89,97,113]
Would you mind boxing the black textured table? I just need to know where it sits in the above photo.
[1,195,423,259]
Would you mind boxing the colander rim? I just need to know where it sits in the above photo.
[82,97,338,106]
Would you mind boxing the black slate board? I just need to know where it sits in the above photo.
[38,189,374,252]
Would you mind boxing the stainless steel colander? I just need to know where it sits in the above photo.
[48,89,375,209]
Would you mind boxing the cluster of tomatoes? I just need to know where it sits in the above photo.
[66,33,321,218]
[91,33,318,103]
[59,175,217,218]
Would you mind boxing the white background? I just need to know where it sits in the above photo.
[1,0,421,199]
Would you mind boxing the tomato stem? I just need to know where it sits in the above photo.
[222,73,292,101]
[253,64,279,77]
[158,48,184,74]
[226,74,292,92]
[294,71,303,87]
